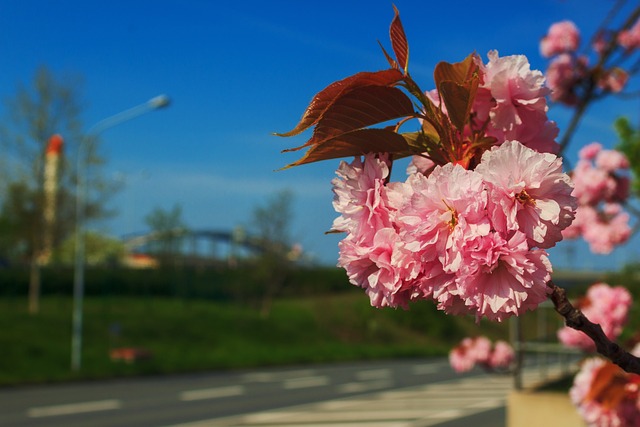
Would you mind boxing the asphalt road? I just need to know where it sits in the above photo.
[0,358,510,427]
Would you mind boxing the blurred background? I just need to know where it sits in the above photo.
[0,0,638,391]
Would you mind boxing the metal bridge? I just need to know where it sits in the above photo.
[122,227,267,257]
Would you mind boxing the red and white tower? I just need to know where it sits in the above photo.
[41,134,64,264]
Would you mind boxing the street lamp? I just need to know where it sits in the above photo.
[71,94,170,371]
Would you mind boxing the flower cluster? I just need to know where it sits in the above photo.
[425,50,560,156]
[558,282,632,353]
[540,18,639,105]
[333,139,576,322]
[562,143,632,254]
[449,336,514,373]
[331,52,577,322]
[570,356,640,427]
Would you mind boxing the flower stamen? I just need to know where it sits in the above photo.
[516,189,536,207]
[442,199,458,229]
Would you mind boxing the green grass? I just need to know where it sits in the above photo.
[0,294,511,385]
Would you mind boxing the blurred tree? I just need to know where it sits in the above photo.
[0,66,116,313]
[249,189,296,317]
[252,189,293,255]
[144,203,187,265]
[55,231,125,266]
[615,117,640,195]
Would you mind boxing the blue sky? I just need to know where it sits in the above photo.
[1,0,638,269]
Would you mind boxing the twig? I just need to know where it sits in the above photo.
[547,280,640,374]
[557,5,640,155]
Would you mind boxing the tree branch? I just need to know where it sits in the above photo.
[557,4,640,155]
[547,280,640,374]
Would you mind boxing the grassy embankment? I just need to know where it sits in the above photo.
[3,263,629,387]
[0,292,510,386]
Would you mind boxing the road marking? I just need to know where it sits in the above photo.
[27,399,122,418]
[356,368,391,380]
[164,373,512,426]
[180,385,244,401]
[283,375,329,389]
[430,409,465,419]
[412,363,446,375]
[242,369,315,383]
[166,361,574,427]
[337,379,392,394]
[469,398,503,408]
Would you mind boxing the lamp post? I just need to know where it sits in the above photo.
[71,94,170,371]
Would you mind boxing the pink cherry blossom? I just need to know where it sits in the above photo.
[331,153,394,238]
[570,357,640,427]
[562,204,632,254]
[333,154,428,308]
[406,155,436,176]
[475,140,577,249]
[449,336,492,373]
[579,142,603,161]
[449,337,514,372]
[454,230,552,322]
[561,203,594,240]
[596,148,630,172]
[474,51,558,154]
[397,163,490,271]
[618,18,640,51]
[564,145,631,254]
[540,20,581,57]
[545,53,589,106]
[581,205,631,254]
[489,340,515,369]
[571,159,615,205]
[449,337,478,373]
[598,68,629,93]
[338,226,424,309]
[394,164,491,311]
[558,283,632,352]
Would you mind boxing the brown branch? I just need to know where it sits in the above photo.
[557,5,640,155]
[547,280,640,374]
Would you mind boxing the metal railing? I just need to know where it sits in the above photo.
[510,300,583,390]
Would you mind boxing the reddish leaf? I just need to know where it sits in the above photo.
[438,81,474,131]
[283,85,415,153]
[390,5,409,74]
[434,54,479,86]
[378,41,398,70]
[275,69,405,137]
[434,54,480,132]
[281,128,413,169]
[585,362,629,409]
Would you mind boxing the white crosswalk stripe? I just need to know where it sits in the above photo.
[168,376,508,426]
[167,363,571,427]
